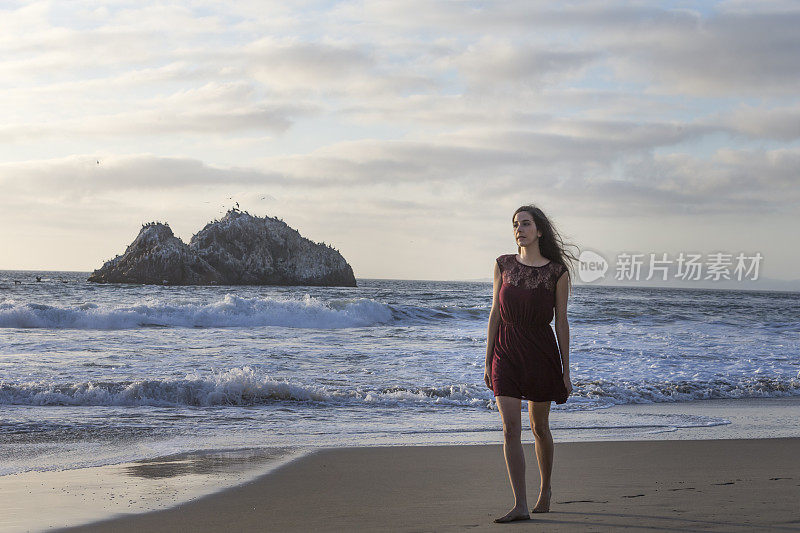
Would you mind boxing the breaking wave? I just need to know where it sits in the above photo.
[1,367,797,408]
[0,295,395,329]
[573,376,800,407]
[0,295,490,330]
[0,367,489,408]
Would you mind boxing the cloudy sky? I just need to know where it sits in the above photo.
[1,1,798,282]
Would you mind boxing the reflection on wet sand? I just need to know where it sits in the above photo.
[123,448,293,479]
[0,447,304,533]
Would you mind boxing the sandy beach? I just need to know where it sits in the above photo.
[54,437,800,533]
[1,397,797,532]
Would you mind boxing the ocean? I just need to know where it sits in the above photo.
[1,270,798,476]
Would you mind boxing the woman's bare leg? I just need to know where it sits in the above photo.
[494,396,529,522]
[529,400,553,512]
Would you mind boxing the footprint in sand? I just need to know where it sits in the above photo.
[713,481,735,485]
[622,494,645,498]
[769,477,792,480]
[560,500,609,504]
[667,487,696,491]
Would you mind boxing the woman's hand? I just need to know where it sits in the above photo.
[563,372,573,395]
[483,366,493,391]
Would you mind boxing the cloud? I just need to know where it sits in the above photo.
[0,154,293,196]
[0,105,315,142]
[6,124,796,219]
[1,1,800,277]
[604,10,800,96]
[347,2,800,96]
[0,79,319,142]
[244,37,373,78]
[721,104,800,141]
[445,39,600,90]
[561,147,800,216]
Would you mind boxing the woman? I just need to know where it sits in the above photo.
[484,204,576,523]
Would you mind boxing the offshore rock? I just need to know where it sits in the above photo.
[87,223,219,285]
[190,210,356,286]
[88,210,357,287]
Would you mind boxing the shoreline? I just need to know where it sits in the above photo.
[60,437,800,532]
[2,395,798,532]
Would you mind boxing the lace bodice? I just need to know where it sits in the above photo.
[496,254,567,291]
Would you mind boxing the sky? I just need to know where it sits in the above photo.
[1,1,799,284]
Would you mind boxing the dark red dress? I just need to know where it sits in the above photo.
[491,254,569,404]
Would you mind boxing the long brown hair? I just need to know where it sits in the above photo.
[513,204,579,295]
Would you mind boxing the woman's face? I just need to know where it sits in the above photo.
[513,211,541,247]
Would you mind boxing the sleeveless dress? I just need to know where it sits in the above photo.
[491,254,570,404]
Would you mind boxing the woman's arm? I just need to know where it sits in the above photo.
[554,269,572,392]
[484,261,502,389]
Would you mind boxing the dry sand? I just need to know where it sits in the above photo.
[59,438,800,532]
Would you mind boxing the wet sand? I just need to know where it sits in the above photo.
[0,448,300,533]
[60,438,800,532]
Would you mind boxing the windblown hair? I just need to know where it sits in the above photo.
[513,204,580,295]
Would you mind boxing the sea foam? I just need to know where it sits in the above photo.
[2,367,797,408]
[0,367,329,407]
[0,294,394,329]
[0,368,490,408]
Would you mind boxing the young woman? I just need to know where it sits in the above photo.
[484,204,576,523]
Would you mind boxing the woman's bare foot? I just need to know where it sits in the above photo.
[531,487,551,513]
[493,505,530,523]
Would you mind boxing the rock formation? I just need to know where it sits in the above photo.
[88,210,357,287]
